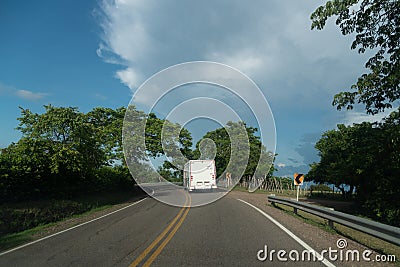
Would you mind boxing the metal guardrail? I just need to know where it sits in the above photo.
[268,195,400,246]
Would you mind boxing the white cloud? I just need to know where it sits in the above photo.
[94,93,108,100]
[15,90,47,101]
[277,163,286,168]
[342,107,398,125]
[97,0,368,109]
[96,0,383,168]
[1,83,48,101]
[206,49,264,78]
[115,68,141,90]
[275,164,309,177]
[98,0,152,64]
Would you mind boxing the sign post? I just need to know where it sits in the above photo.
[226,172,231,187]
[293,173,304,202]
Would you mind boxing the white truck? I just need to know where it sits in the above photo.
[183,160,217,191]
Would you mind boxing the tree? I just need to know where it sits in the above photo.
[0,140,48,201]
[1,105,147,201]
[0,105,107,200]
[365,108,400,225]
[17,105,106,177]
[308,109,400,226]
[122,109,194,182]
[86,107,126,165]
[192,121,275,183]
[16,105,106,194]
[311,0,400,114]
[146,114,193,181]
[144,113,192,161]
[122,105,148,167]
[308,122,386,197]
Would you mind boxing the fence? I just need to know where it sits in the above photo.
[237,176,310,196]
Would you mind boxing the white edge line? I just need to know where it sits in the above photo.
[237,199,335,267]
[149,187,155,197]
[140,185,155,197]
[0,197,148,257]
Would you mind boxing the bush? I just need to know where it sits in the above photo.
[0,189,139,236]
[310,184,332,193]
[0,200,90,235]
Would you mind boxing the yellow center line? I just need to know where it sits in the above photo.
[143,193,191,267]
[129,190,190,267]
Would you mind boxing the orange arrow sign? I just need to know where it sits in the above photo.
[294,173,304,185]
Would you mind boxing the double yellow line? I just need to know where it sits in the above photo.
[130,191,191,267]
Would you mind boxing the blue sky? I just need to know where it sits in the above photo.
[0,1,395,177]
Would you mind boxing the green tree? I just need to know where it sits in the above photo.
[193,121,275,183]
[16,105,105,178]
[365,108,400,225]
[1,105,145,201]
[0,105,107,200]
[193,126,230,177]
[144,113,193,181]
[86,107,126,165]
[308,109,400,226]
[311,0,400,114]
[308,122,381,197]
[123,108,193,182]
[145,113,193,160]
[0,140,47,201]
[122,105,148,167]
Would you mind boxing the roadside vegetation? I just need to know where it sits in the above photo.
[307,116,400,227]
[307,0,400,228]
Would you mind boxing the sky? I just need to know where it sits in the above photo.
[0,0,396,177]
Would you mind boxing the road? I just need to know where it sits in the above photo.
[139,182,229,207]
[0,190,329,266]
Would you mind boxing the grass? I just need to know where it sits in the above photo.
[0,189,143,252]
[233,186,311,198]
[0,223,56,251]
[272,202,337,234]
[271,203,399,264]
[233,186,304,196]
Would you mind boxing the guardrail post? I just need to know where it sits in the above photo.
[326,207,334,228]
[294,207,297,215]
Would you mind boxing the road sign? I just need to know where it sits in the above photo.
[226,172,231,187]
[293,173,304,186]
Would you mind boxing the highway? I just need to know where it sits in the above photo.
[0,190,329,266]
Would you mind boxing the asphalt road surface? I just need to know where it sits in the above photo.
[140,182,229,207]
[0,191,330,266]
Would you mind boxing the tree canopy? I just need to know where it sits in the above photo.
[191,121,275,181]
[1,106,275,201]
[151,121,275,185]
[307,108,400,226]
[311,0,400,114]
[309,0,400,227]
[0,105,187,201]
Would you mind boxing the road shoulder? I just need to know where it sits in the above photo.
[227,190,395,267]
